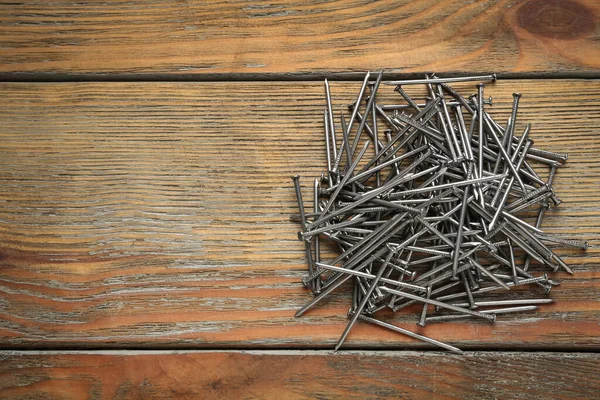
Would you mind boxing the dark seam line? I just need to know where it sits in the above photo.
[0,346,598,353]
[0,71,599,83]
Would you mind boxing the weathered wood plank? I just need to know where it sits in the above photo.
[0,351,599,399]
[1,0,599,76]
[0,80,598,348]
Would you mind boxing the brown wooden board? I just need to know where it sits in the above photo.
[1,351,599,399]
[0,80,598,349]
[0,0,599,77]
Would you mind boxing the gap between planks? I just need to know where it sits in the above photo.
[0,72,599,83]
[0,347,599,354]
[0,349,599,355]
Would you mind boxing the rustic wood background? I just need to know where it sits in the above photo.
[0,1,599,398]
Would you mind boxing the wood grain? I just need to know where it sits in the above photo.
[1,0,599,77]
[0,350,599,399]
[0,80,599,349]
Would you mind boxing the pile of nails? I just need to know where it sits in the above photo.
[291,71,588,354]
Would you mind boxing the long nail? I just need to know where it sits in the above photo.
[292,175,316,292]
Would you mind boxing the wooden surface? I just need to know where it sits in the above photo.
[1,351,599,399]
[0,80,598,350]
[1,0,600,77]
[1,1,600,398]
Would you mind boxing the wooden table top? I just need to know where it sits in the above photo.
[0,1,599,399]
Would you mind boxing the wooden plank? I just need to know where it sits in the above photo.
[0,80,598,349]
[0,351,599,399]
[1,0,599,77]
